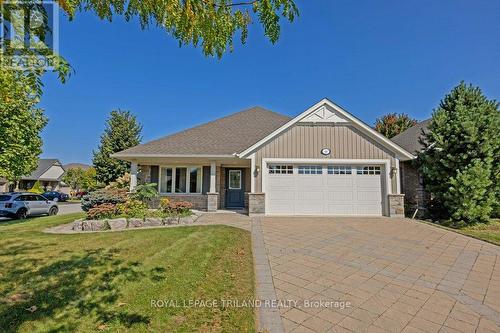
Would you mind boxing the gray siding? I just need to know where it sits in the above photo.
[254,124,398,192]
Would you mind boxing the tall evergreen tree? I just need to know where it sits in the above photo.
[419,82,500,224]
[93,110,142,185]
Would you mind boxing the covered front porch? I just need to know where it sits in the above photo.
[128,156,253,212]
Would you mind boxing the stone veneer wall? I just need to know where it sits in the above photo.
[248,193,265,215]
[388,194,405,218]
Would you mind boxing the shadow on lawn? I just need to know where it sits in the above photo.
[0,243,150,332]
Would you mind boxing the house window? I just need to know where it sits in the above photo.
[159,166,203,194]
[298,165,323,174]
[328,165,352,175]
[160,167,172,193]
[228,170,242,189]
[189,167,202,193]
[269,165,293,174]
[357,166,381,175]
[175,168,187,193]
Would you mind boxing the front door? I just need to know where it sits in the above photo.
[225,169,245,208]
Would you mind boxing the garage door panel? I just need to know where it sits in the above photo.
[266,164,383,216]
[325,191,353,201]
[296,177,323,187]
[326,177,353,187]
[295,203,324,215]
[267,190,295,201]
[296,191,323,201]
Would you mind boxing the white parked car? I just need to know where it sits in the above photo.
[0,192,58,219]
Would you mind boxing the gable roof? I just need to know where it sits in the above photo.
[238,98,416,160]
[21,159,65,180]
[391,119,431,154]
[113,107,291,158]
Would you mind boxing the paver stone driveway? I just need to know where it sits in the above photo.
[260,217,500,333]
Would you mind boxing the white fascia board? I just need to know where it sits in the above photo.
[237,98,415,160]
[111,153,236,159]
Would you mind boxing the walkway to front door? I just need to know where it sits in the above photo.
[225,168,245,208]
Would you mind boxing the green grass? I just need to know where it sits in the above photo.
[456,219,500,245]
[0,214,255,332]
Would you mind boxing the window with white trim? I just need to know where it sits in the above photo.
[356,166,381,175]
[159,166,203,194]
[328,165,352,175]
[298,165,323,175]
[269,165,293,174]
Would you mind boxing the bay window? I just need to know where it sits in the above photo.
[159,166,202,194]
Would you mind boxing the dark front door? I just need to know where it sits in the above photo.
[225,168,245,208]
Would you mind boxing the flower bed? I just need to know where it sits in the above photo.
[79,188,196,229]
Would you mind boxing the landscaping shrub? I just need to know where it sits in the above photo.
[87,203,119,220]
[81,188,128,212]
[28,181,44,194]
[117,199,148,218]
[160,200,193,215]
[131,183,159,205]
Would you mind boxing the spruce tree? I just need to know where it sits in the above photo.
[93,110,142,185]
[419,82,500,224]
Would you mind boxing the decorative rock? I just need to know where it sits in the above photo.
[143,218,162,227]
[81,220,106,231]
[72,219,84,231]
[127,218,144,228]
[179,215,196,225]
[162,217,178,225]
[108,218,127,230]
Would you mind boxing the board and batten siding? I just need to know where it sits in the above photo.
[253,124,398,193]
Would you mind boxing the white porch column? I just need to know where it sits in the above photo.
[130,162,138,192]
[250,154,256,193]
[210,162,216,193]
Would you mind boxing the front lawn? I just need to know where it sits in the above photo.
[456,219,500,245]
[0,214,255,332]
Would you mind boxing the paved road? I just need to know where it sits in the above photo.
[57,202,83,215]
[259,216,500,333]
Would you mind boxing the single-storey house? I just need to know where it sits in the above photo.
[113,98,416,217]
[16,159,66,192]
[391,119,431,216]
[0,177,8,193]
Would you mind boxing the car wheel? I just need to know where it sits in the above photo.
[53,197,59,202]
[48,206,58,216]
[16,208,28,220]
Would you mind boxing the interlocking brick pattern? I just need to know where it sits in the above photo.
[260,217,500,333]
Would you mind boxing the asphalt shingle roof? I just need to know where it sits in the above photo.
[21,159,63,180]
[114,107,291,156]
[391,119,431,154]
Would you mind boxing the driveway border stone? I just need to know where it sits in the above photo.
[252,217,284,333]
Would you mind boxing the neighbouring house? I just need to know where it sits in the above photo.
[16,159,66,192]
[113,98,416,217]
[0,177,8,193]
[391,119,431,217]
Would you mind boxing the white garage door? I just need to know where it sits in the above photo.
[266,164,383,215]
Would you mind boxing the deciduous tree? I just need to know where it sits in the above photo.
[0,68,48,183]
[374,113,417,139]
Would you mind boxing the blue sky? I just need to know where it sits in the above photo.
[39,0,500,164]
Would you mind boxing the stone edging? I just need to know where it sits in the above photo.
[45,213,202,234]
[251,217,284,333]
